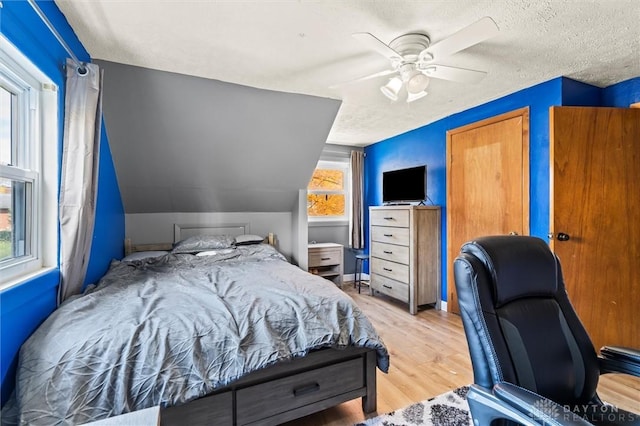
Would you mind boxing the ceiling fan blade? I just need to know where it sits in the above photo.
[425,16,499,58]
[352,32,402,61]
[330,68,397,88]
[423,64,487,84]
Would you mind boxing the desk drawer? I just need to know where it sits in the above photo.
[370,209,410,227]
[371,242,410,265]
[371,257,409,284]
[308,248,341,267]
[371,226,410,246]
[236,358,363,424]
[371,274,409,303]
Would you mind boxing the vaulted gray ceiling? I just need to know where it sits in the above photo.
[59,1,640,214]
[98,60,340,213]
[58,1,640,146]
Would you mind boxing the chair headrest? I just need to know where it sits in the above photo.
[460,236,558,307]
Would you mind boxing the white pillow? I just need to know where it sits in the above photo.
[195,248,235,256]
[122,251,168,261]
[234,234,265,246]
[172,234,235,253]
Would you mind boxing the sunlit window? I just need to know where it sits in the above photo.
[0,74,38,268]
[0,88,12,261]
[307,161,349,221]
[0,35,57,286]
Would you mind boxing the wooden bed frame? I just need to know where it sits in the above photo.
[125,223,379,426]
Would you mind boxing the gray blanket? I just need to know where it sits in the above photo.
[4,244,388,425]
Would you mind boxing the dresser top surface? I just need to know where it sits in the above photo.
[370,205,441,210]
[308,242,343,249]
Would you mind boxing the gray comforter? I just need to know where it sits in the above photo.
[4,244,389,425]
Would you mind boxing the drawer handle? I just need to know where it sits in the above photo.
[321,257,331,260]
[383,234,393,237]
[383,217,394,220]
[293,382,320,397]
[383,284,393,290]
[383,250,393,254]
[383,267,393,272]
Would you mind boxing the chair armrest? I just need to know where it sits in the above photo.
[492,383,592,425]
[466,384,590,426]
[599,346,640,377]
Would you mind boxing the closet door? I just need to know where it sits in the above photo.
[446,108,530,314]
[550,106,640,351]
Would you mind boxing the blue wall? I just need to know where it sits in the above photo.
[364,76,640,305]
[0,0,125,405]
[602,76,640,107]
[84,124,126,286]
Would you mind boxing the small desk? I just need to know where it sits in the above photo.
[308,243,344,287]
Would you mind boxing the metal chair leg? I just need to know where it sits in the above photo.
[356,258,362,293]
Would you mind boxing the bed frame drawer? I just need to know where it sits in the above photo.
[236,358,363,425]
[161,391,232,425]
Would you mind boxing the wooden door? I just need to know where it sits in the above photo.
[447,108,530,314]
[550,106,640,351]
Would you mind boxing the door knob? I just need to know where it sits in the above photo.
[557,232,570,241]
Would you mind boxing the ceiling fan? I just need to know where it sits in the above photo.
[348,17,500,103]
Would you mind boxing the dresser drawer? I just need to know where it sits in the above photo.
[371,226,410,246]
[236,358,363,424]
[371,257,409,284]
[308,248,341,267]
[371,242,410,265]
[370,209,410,227]
[371,274,409,303]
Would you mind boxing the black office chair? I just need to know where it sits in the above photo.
[453,235,640,425]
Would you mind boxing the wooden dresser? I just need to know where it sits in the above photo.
[308,243,344,287]
[369,206,441,314]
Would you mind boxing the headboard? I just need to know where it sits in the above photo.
[125,223,274,256]
[173,223,249,243]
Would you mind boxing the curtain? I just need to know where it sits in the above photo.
[350,150,364,249]
[58,59,103,305]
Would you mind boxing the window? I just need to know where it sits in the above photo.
[307,160,350,222]
[1,82,36,265]
[1,35,57,286]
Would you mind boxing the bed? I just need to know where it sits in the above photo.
[3,224,389,426]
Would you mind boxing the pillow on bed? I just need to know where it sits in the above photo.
[172,234,235,253]
[195,248,235,256]
[234,234,265,246]
[122,251,168,262]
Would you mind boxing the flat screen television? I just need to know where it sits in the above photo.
[382,165,426,204]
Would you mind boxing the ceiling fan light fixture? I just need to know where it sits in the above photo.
[418,49,434,63]
[380,77,402,101]
[406,90,428,103]
[406,72,430,94]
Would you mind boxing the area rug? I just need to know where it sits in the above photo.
[356,385,472,426]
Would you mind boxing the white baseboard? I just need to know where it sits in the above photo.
[343,273,447,311]
[344,273,370,283]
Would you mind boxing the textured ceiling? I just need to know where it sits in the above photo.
[55,0,640,146]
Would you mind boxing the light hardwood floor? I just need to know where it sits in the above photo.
[285,283,640,425]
